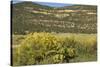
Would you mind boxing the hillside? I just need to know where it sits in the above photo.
[62,5,97,10]
[12,2,97,34]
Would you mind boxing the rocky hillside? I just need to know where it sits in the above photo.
[12,2,97,34]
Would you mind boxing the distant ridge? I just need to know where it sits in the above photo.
[13,2,53,9]
[62,5,97,10]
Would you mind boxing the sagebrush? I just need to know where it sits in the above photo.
[12,32,97,66]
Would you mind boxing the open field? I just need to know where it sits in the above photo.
[12,33,97,66]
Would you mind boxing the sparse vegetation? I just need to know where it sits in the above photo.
[12,2,97,34]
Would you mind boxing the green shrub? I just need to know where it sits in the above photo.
[13,32,77,66]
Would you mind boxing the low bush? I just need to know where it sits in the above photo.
[12,32,97,66]
[13,32,77,65]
